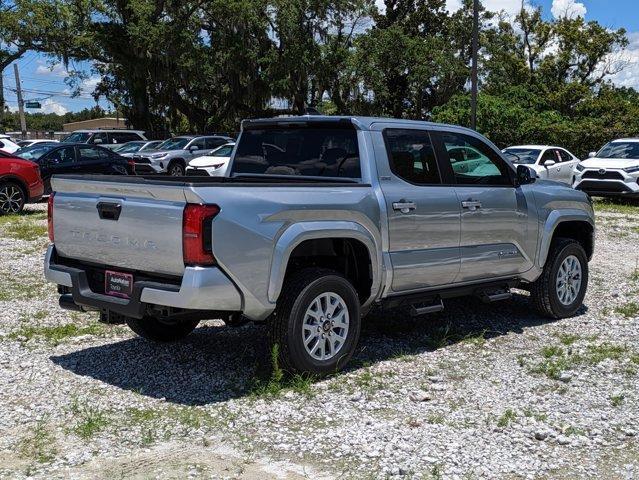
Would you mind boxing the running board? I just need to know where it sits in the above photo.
[410,298,444,316]
[478,289,512,303]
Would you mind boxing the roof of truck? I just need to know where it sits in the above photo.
[242,115,475,134]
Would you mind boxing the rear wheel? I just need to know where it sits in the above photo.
[268,268,361,375]
[167,161,185,176]
[0,182,26,215]
[530,238,588,319]
[126,316,199,342]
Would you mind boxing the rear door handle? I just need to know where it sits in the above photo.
[392,200,416,214]
[461,200,482,211]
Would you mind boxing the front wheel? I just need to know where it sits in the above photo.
[167,161,185,176]
[530,238,589,319]
[269,268,361,375]
[126,316,199,342]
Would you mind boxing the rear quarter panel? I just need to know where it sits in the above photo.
[201,184,383,320]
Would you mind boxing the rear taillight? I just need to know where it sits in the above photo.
[182,204,220,266]
[47,192,55,242]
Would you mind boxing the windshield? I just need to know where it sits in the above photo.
[232,127,360,179]
[596,141,639,159]
[115,142,144,153]
[503,148,541,165]
[16,144,57,160]
[156,137,190,151]
[140,141,161,151]
[62,132,91,143]
[211,144,234,157]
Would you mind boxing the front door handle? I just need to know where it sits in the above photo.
[461,200,482,211]
[392,200,417,214]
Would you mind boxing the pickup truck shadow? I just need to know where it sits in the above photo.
[50,291,587,406]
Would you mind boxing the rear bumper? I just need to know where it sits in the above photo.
[43,245,243,318]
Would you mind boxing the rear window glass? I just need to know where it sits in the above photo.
[232,127,361,178]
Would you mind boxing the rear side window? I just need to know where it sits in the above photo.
[232,126,361,178]
[78,146,110,161]
[558,150,572,162]
[383,129,441,185]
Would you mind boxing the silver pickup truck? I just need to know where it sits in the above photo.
[44,116,595,374]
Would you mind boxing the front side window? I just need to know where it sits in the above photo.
[383,129,441,185]
[45,147,76,164]
[440,132,512,186]
[89,132,108,144]
[232,126,361,178]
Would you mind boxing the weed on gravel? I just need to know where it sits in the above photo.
[615,301,639,318]
[529,342,639,379]
[69,399,109,440]
[17,421,57,464]
[8,321,111,345]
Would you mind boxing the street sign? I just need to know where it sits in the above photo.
[25,101,41,109]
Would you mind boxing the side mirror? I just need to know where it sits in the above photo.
[93,138,103,144]
[189,145,199,151]
[588,151,597,158]
[516,164,536,185]
[543,159,556,167]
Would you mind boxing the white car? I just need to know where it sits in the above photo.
[0,135,20,154]
[503,145,580,184]
[186,142,235,177]
[17,139,59,147]
[573,138,639,199]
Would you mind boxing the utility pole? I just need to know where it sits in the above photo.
[13,63,27,139]
[0,72,4,128]
[470,0,479,131]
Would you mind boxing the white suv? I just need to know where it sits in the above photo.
[573,139,639,199]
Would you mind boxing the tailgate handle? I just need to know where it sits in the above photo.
[96,202,122,221]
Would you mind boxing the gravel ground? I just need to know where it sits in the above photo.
[1,200,638,479]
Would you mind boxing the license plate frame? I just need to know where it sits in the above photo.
[104,270,134,298]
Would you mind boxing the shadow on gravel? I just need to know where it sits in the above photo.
[51,291,588,405]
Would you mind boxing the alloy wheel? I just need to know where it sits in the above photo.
[556,255,582,306]
[0,185,25,214]
[302,292,349,361]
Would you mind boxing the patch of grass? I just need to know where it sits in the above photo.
[610,393,625,407]
[614,302,639,319]
[531,342,638,380]
[249,344,317,399]
[523,408,548,422]
[557,333,580,346]
[69,399,109,440]
[6,222,48,241]
[461,330,487,348]
[426,413,445,424]
[594,198,639,215]
[564,425,585,436]
[496,409,517,428]
[8,322,108,345]
[17,421,57,463]
[631,269,639,282]
[0,275,47,302]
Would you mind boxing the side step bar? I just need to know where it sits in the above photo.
[410,299,444,316]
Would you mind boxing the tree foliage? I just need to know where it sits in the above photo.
[0,0,637,151]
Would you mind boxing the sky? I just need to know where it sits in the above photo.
[2,0,639,114]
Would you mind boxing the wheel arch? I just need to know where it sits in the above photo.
[538,210,595,267]
[268,221,382,308]
[0,174,29,199]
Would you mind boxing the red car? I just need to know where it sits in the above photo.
[0,150,44,214]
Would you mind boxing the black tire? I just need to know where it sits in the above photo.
[0,181,26,215]
[126,316,200,342]
[268,268,361,375]
[530,238,589,319]
[167,161,185,176]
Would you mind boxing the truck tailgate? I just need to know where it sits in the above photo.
[51,176,193,277]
